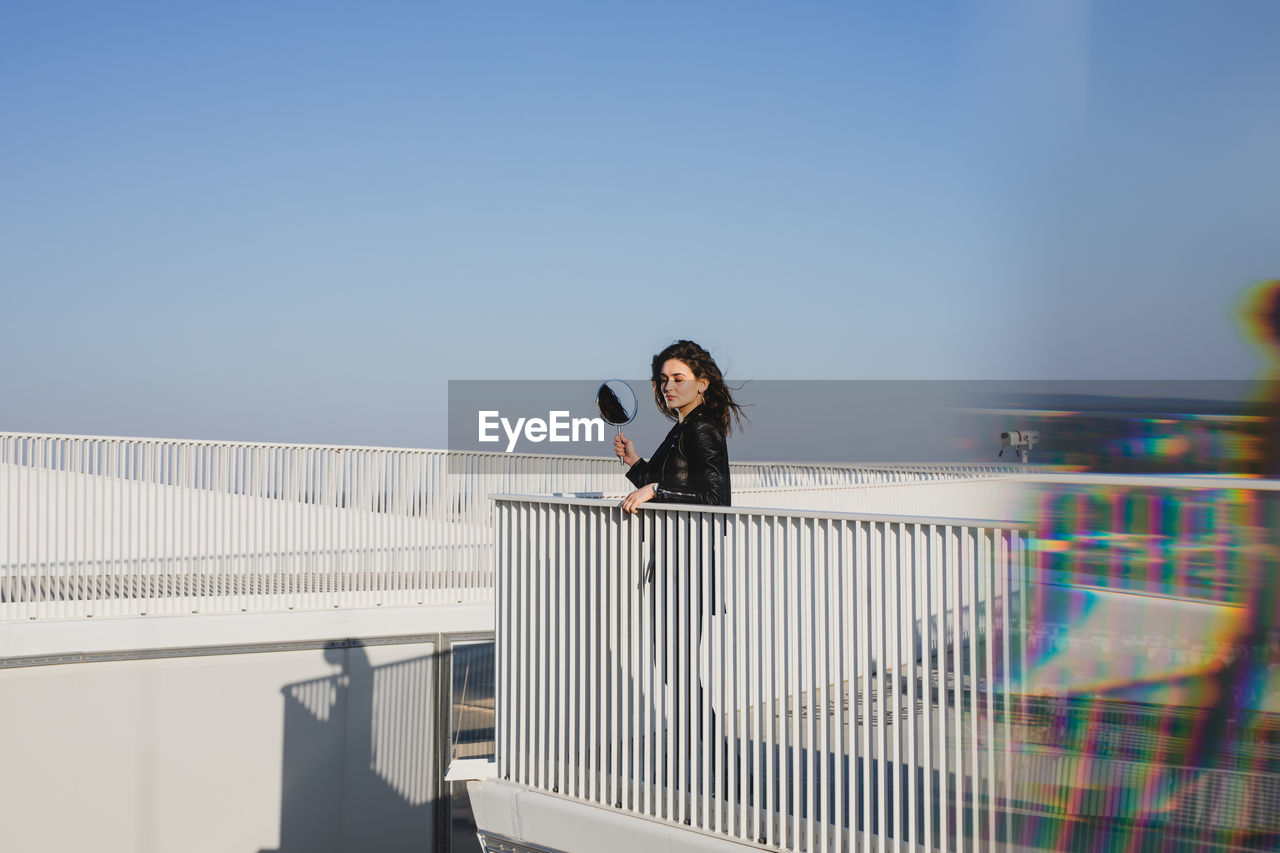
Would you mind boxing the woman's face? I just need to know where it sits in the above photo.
[658,358,708,417]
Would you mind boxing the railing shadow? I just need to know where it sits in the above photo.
[260,641,440,853]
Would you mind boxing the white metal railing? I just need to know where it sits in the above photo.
[0,432,1025,622]
[0,434,622,619]
[729,461,1036,490]
[493,495,1027,852]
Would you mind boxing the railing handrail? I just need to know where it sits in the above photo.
[732,475,1019,492]
[490,492,1035,529]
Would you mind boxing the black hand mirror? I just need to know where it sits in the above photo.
[596,379,638,428]
[597,380,638,467]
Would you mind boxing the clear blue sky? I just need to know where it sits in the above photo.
[3,1,1278,447]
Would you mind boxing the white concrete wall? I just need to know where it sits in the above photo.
[0,605,494,853]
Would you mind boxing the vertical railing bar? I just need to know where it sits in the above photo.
[47,437,56,618]
[41,438,53,619]
[655,507,665,820]
[555,503,567,795]
[675,507,686,819]
[664,507,676,823]
[50,438,63,617]
[66,438,73,617]
[640,509,652,817]
[610,504,623,810]
[242,444,252,613]
[203,442,212,615]
[735,512,749,842]
[836,518,849,853]
[805,517,817,853]
[567,504,579,799]
[766,513,779,848]
[983,529,997,853]
[889,521,901,853]
[586,504,597,804]
[508,499,518,784]
[720,513,732,836]
[360,449,370,608]
[170,442,179,615]
[296,447,306,612]
[534,500,546,791]
[951,525,965,853]
[596,504,608,806]
[923,523,935,853]
[315,446,325,611]
[817,517,831,853]
[84,440,93,614]
[80,438,89,612]
[119,439,128,618]
[95,438,103,620]
[677,510,689,827]
[355,448,364,607]
[936,522,947,853]
[544,498,555,792]
[747,512,759,846]
[648,508,660,818]
[723,511,737,838]
[239,444,248,612]
[381,452,390,604]
[518,501,530,786]
[51,438,61,620]
[790,515,802,850]
[535,494,545,788]
[967,527,980,851]
[606,503,617,807]
[688,510,698,827]
[128,439,137,617]
[707,513,719,832]
[874,520,886,853]
[1,438,7,619]
[86,440,94,614]
[194,443,204,615]
[176,441,184,614]
[614,504,625,811]
[855,514,867,849]
[558,503,570,795]
[578,503,588,802]
[905,523,918,852]
[256,444,265,613]
[22,437,29,620]
[496,502,507,780]
[863,517,876,853]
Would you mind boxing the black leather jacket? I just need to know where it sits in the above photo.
[626,404,731,506]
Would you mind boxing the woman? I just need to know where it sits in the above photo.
[616,340,745,512]
[615,341,744,777]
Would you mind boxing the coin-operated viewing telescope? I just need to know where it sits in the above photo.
[999,429,1039,463]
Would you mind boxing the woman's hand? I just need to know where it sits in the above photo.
[614,432,639,466]
[620,483,658,515]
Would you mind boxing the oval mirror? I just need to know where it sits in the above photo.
[596,379,638,426]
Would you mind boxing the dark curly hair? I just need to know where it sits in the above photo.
[650,340,747,437]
